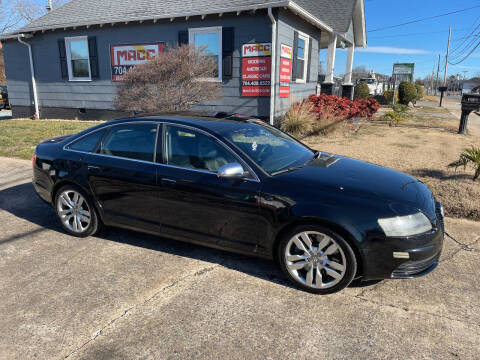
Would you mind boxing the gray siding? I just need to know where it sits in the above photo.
[3,8,323,120]
[274,9,320,117]
[3,12,272,118]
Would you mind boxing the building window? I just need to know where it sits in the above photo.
[188,27,222,80]
[65,37,91,81]
[295,33,309,83]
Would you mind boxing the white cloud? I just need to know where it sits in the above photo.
[357,46,433,55]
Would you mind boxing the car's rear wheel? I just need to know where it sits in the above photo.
[278,225,357,294]
[55,185,99,237]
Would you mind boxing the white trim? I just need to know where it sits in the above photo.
[188,26,223,81]
[295,31,309,83]
[17,35,40,119]
[324,33,337,84]
[65,36,92,81]
[287,1,333,33]
[268,8,276,126]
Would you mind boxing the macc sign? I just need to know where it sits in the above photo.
[110,43,165,81]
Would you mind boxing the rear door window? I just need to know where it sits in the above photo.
[100,124,158,162]
[69,129,106,152]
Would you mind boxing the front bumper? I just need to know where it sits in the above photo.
[360,222,444,281]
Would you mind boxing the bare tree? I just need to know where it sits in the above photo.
[114,45,221,113]
[13,0,69,23]
[0,47,5,83]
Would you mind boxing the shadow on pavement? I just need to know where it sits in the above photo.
[0,182,379,291]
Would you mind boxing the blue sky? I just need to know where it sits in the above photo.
[327,0,480,79]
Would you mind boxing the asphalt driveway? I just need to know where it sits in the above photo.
[0,156,479,359]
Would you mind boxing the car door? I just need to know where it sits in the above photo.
[156,124,261,253]
[86,122,161,233]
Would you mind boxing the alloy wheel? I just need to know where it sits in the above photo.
[56,190,92,233]
[284,231,347,289]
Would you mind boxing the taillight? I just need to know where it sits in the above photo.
[32,153,38,167]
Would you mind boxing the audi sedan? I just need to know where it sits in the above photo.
[32,114,444,294]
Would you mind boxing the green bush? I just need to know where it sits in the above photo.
[354,82,370,99]
[415,84,424,101]
[373,94,387,105]
[391,104,409,113]
[448,145,480,181]
[398,81,417,105]
[383,90,394,104]
[384,111,404,126]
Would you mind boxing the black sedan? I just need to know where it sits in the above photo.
[32,114,444,294]
[0,85,10,110]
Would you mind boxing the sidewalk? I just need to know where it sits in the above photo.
[419,96,480,139]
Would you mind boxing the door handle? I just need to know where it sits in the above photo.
[161,178,176,187]
[87,165,101,173]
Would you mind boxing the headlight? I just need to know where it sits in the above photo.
[378,212,432,237]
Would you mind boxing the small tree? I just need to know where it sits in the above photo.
[415,84,424,101]
[114,45,221,113]
[354,82,370,99]
[398,81,417,105]
[449,146,480,181]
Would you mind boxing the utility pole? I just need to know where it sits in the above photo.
[430,57,436,95]
[440,25,451,107]
[435,54,440,96]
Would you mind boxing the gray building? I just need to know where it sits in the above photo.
[0,0,366,124]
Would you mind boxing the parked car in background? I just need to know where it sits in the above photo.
[32,113,444,294]
[0,85,10,110]
[357,78,383,96]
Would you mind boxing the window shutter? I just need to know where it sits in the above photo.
[291,31,299,81]
[222,27,234,78]
[58,39,68,79]
[178,30,188,45]
[88,36,99,79]
[306,37,313,82]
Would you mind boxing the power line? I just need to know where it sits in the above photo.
[449,38,480,65]
[450,15,480,52]
[368,5,480,33]
[368,28,468,40]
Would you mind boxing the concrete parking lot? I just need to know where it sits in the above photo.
[0,156,479,359]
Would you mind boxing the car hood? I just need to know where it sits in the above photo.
[278,153,435,217]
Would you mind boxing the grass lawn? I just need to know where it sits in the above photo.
[303,105,480,222]
[0,119,103,160]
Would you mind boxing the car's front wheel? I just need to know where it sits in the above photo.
[55,185,99,237]
[278,225,357,294]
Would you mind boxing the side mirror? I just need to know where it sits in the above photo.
[217,162,246,178]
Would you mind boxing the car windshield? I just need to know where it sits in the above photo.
[219,121,314,175]
[359,79,375,84]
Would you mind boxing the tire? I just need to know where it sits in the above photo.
[277,225,357,294]
[54,184,99,237]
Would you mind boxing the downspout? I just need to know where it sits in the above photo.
[268,8,276,126]
[17,34,40,119]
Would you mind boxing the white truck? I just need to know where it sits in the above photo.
[357,77,383,96]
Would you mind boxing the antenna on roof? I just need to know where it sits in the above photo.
[46,0,53,12]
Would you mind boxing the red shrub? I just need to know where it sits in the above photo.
[306,94,379,120]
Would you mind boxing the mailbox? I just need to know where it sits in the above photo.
[459,94,480,134]
[461,94,480,112]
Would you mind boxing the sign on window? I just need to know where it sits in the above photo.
[110,43,165,81]
[241,43,271,97]
[279,44,292,98]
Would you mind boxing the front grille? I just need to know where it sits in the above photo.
[391,254,438,278]
[435,202,444,230]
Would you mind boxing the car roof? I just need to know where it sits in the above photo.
[106,112,267,134]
